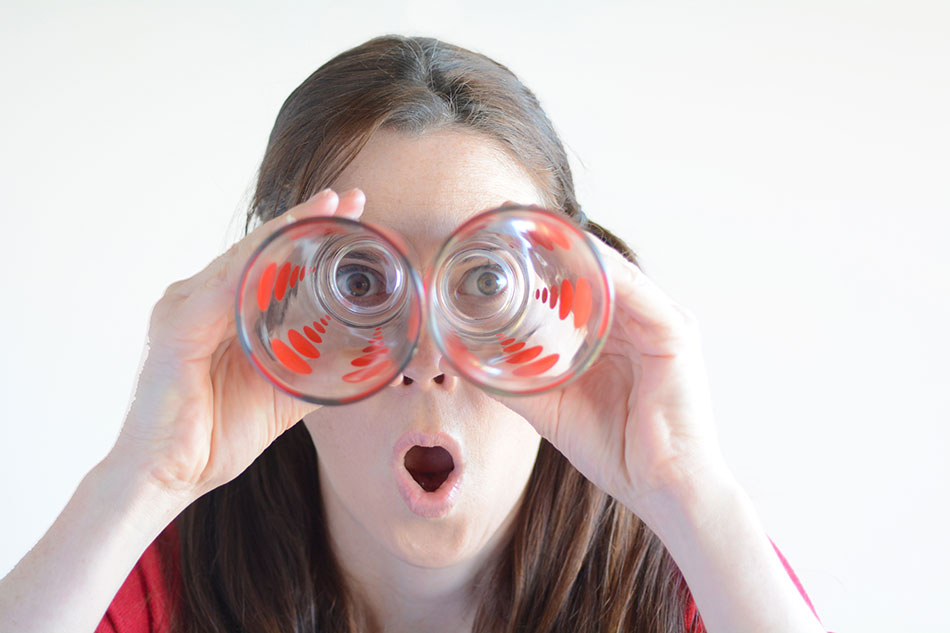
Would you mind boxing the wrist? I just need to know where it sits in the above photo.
[0,451,191,632]
[626,460,746,543]
[90,450,193,539]
[626,468,826,633]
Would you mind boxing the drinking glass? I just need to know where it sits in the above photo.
[426,204,614,395]
[235,217,423,405]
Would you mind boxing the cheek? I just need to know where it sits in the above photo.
[468,404,543,496]
[303,411,389,500]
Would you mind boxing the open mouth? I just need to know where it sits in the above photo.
[404,445,455,492]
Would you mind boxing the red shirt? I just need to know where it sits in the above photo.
[96,521,828,633]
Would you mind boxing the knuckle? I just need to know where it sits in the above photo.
[204,258,231,291]
[147,299,172,337]
[649,305,700,351]
[675,304,698,326]
[150,283,187,331]
[624,261,649,289]
[673,304,701,338]
[652,322,690,350]
[162,279,190,300]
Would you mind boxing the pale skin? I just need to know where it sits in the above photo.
[0,128,826,633]
[302,130,547,632]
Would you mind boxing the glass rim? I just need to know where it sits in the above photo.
[235,214,425,406]
[424,203,616,397]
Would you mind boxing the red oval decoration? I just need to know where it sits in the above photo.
[288,329,319,358]
[272,339,311,374]
[504,346,543,364]
[275,263,292,300]
[512,353,559,377]
[559,279,574,320]
[257,263,277,312]
[573,277,592,328]
[303,326,322,343]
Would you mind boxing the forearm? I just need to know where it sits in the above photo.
[0,453,189,633]
[633,471,826,633]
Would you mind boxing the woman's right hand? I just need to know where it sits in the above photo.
[111,187,366,505]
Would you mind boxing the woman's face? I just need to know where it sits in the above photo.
[302,127,545,571]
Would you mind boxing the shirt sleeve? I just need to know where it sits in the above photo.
[95,523,180,633]
[683,535,830,632]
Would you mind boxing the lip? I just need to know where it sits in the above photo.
[392,430,465,519]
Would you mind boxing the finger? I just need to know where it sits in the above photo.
[497,199,544,211]
[588,235,696,356]
[191,188,338,298]
[156,188,364,356]
[334,187,366,219]
[197,187,367,300]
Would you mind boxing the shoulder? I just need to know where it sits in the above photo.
[95,520,181,633]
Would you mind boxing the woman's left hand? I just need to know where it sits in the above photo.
[486,221,734,524]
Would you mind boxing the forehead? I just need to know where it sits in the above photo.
[328,127,545,265]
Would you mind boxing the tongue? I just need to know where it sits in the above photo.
[404,445,454,492]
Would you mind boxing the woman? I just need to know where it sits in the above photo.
[0,35,829,633]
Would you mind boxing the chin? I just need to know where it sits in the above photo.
[383,509,485,568]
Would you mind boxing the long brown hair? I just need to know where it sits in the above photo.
[173,34,702,633]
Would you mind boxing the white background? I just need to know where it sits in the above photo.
[1,1,948,631]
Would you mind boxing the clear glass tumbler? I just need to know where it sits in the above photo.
[426,204,614,395]
[235,217,423,405]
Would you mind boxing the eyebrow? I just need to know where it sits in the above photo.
[340,250,383,264]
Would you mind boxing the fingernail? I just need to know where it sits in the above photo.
[309,187,334,201]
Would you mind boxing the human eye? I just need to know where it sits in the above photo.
[458,264,508,297]
[335,262,388,306]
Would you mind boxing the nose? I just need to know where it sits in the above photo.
[389,325,459,391]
